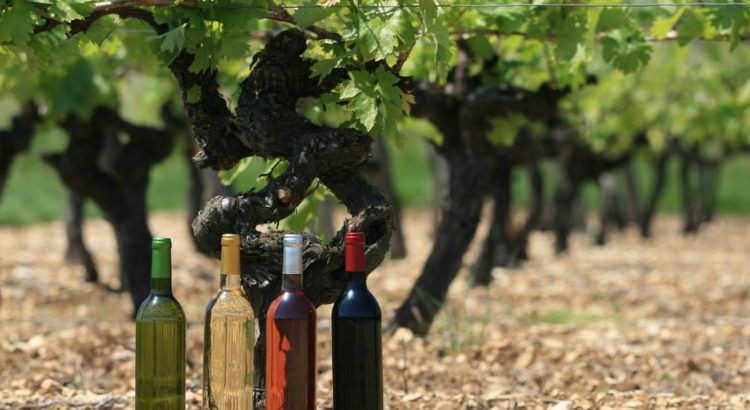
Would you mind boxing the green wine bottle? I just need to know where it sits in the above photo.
[136,237,186,409]
[203,234,255,409]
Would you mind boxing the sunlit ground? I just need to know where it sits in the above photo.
[2,210,750,408]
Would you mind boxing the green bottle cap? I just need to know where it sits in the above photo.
[151,237,172,279]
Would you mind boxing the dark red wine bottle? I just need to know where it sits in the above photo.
[266,233,317,410]
[332,232,383,410]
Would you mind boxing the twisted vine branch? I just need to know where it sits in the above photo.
[168,29,393,408]
[169,30,392,311]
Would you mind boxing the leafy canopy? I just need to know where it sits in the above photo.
[2,0,750,223]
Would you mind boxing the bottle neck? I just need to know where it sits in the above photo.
[151,277,173,296]
[345,233,366,274]
[282,238,303,292]
[220,241,241,290]
[282,273,303,292]
[150,244,172,295]
[223,274,242,290]
[345,271,367,288]
[283,243,302,276]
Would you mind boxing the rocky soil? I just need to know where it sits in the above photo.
[2,210,750,409]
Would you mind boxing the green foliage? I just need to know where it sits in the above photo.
[569,42,750,155]
[0,0,43,45]
[417,0,454,80]
[551,11,587,61]
[596,8,630,33]
[218,157,258,186]
[158,24,185,54]
[293,3,336,29]
[2,0,750,229]
[339,66,407,136]
[650,8,686,40]
[601,28,652,73]
[276,184,330,233]
[3,1,749,133]
[487,114,526,147]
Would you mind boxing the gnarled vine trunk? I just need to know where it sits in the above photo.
[0,103,39,202]
[364,137,407,259]
[185,138,233,256]
[698,157,720,223]
[64,192,100,283]
[165,30,393,406]
[553,132,632,252]
[393,73,566,333]
[44,106,177,312]
[639,150,670,238]
[679,148,722,234]
[681,148,701,234]
[472,162,512,287]
[471,129,552,287]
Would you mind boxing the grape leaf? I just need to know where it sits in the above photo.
[49,0,92,23]
[294,4,336,28]
[601,29,652,73]
[347,10,406,61]
[0,1,43,45]
[650,8,685,40]
[159,24,186,53]
[84,15,118,44]
[596,8,629,33]
[349,88,379,130]
[417,0,454,79]
[339,67,405,136]
[553,13,586,60]
[494,9,528,33]
[677,10,704,46]
[218,156,256,185]
[707,6,736,30]
[212,0,266,26]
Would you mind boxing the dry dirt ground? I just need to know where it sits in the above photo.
[2,210,750,409]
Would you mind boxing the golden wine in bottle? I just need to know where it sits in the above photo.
[203,234,255,410]
[136,237,186,409]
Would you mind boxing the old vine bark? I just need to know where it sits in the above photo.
[167,30,393,406]
[393,71,566,333]
[44,106,178,312]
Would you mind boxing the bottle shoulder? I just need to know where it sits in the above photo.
[333,288,382,318]
[209,290,254,317]
[136,294,186,322]
[267,290,316,319]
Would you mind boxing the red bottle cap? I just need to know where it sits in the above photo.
[345,232,366,272]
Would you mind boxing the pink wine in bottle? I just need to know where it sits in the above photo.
[266,234,316,410]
